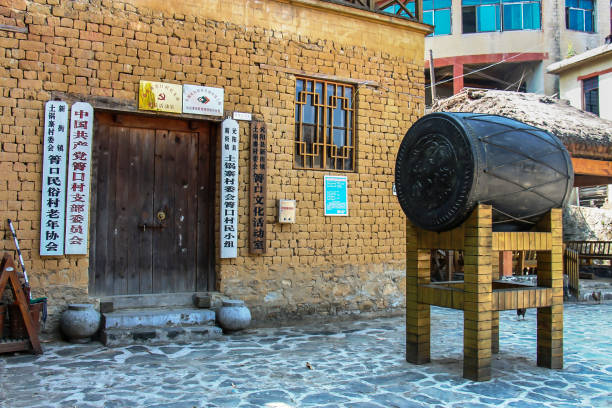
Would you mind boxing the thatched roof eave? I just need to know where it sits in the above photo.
[430,89,612,160]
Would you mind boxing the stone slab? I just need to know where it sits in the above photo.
[102,308,216,329]
[102,325,223,347]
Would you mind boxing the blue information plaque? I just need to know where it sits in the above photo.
[324,175,348,216]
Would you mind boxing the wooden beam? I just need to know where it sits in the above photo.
[257,64,379,87]
[574,175,612,187]
[0,24,28,33]
[463,66,514,86]
[572,157,612,177]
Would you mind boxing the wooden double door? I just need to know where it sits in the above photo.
[90,113,216,295]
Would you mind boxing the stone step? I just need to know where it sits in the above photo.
[99,292,213,311]
[102,307,216,330]
[100,307,222,346]
[102,325,223,347]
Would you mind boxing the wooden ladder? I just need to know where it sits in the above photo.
[0,253,42,354]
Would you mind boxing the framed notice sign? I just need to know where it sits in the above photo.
[324,175,348,216]
[65,102,94,255]
[40,101,69,255]
[183,85,224,116]
[220,118,239,258]
[138,80,182,113]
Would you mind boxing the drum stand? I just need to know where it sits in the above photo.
[405,204,563,381]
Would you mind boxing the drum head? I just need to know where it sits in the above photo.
[395,114,476,231]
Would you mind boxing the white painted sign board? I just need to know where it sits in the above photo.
[40,101,69,256]
[233,111,252,121]
[183,84,224,116]
[220,118,240,258]
[65,102,94,255]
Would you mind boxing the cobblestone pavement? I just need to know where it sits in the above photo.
[1,303,610,408]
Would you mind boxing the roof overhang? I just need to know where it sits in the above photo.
[547,44,612,74]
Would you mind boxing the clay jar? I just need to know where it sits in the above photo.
[216,300,251,332]
[60,304,100,343]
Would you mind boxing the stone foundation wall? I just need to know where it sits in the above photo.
[224,261,407,323]
[0,0,427,331]
[563,205,612,241]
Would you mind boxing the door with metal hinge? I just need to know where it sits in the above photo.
[89,112,216,295]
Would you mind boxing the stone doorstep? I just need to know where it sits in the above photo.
[102,325,223,347]
[102,308,216,329]
[98,292,225,312]
[100,307,223,347]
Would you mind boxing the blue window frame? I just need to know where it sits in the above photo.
[565,0,595,32]
[463,0,541,32]
[503,0,541,30]
[463,0,502,32]
[424,0,452,35]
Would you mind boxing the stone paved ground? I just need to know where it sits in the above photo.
[1,303,610,408]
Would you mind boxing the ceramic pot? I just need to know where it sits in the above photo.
[216,300,251,332]
[60,304,100,343]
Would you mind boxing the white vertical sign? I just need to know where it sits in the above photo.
[40,101,69,255]
[220,118,239,258]
[65,102,94,255]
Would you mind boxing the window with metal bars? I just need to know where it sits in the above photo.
[294,77,356,171]
[583,76,599,115]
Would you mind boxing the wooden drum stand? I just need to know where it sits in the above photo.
[406,204,562,381]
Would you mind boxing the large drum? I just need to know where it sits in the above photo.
[395,112,573,232]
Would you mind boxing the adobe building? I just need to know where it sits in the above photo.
[0,0,430,332]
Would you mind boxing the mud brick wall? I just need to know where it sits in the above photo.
[0,0,428,330]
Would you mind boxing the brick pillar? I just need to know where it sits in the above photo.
[463,205,493,381]
[406,220,430,364]
[453,63,464,94]
[500,251,513,277]
[537,209,564,369]
[491,311,499,354]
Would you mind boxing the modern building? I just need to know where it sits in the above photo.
[0,0,430,333]
[393,0,612,103]
[547,42,612,119]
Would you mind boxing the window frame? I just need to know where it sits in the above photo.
[462,0,542,33]
[582,76,599,115]
[294,77,356,172]
[502,0,542,31]
[424,0,453,36]
[565,0,595,32]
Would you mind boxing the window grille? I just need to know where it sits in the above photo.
[583,76,599,115]
[294,77,356,171]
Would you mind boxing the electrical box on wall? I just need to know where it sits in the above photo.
[278,199,296,223]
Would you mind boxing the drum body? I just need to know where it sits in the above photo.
[395,112,573,232]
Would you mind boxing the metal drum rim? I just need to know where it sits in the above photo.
[395,112,479,232]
